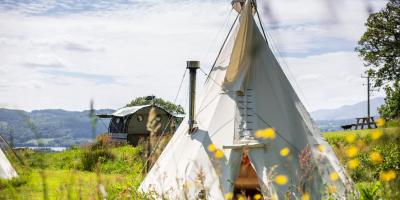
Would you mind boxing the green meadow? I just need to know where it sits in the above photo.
[1,124,399,199]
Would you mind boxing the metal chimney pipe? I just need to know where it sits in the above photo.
[187,61,199,134]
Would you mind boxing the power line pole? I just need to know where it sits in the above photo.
[362,75,373,128]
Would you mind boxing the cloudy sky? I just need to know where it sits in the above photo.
[0,0,387,112]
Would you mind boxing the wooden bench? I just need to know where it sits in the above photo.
[355,117,377,130]
[341,117,378,130]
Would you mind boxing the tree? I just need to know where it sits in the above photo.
[126,96,185,115]
[355,0,400,87]
[379,81,400,120]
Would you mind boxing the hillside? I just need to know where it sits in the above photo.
[311,97,384,120]
[0,108,113,147]
[0,97,387,146]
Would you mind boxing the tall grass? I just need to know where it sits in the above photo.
[1,111,399,199]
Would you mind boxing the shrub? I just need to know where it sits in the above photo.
[0,176,28,190]
[379,81,400,120]
[80,149,115,171]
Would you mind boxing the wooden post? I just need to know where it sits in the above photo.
[367,76,371,128]
[362,75,374,129]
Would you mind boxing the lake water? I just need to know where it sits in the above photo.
[15,146,67,152]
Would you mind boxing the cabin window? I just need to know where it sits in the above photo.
[115,118,120,123]
[156,115,162,122]
[137,115,144,122]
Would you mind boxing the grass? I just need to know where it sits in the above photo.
[322,126,399,139]
[1,170,130,200]
[20,145,144,174]
[323,126,400,199]
[0,126,399,199]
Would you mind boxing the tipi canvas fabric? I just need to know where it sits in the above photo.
[0,148,17,179]
[140,1,351,199]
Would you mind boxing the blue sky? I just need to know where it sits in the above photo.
[0,0,387,111]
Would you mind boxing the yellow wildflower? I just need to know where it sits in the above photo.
[214,149,224,159]
[253,194,262,200]
[330,172,339,181]
[255,128,276,139]
[317,144,325,152]
[301,193,310,200]
[376,118,385,127]
[380,170,397,182]
[346,146,359,158]
[207,144,216,152]
[369,152,383,164]
[255,130,263,138]
[326,185,337,194]
[274,175,288,185]
[280,147,290,157]
[345,134,356,143]
[224,192,233,200]
[237,195,245,200]
[371,130,383,140]
[347,159,360,169]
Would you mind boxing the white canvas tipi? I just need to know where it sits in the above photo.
[140,1,352,199]
[0,147,18,179]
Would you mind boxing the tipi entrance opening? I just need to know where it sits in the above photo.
[233,152,263,199]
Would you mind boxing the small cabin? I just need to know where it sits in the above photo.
[98,105,183,145]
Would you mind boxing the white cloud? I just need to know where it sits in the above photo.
[258,0,387,55]
[0,0,388,112]
[0,1,234,111]
[283,51,385,111]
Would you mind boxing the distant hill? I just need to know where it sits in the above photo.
[310,97,385,121]
[0,108,113,147]
[0,97,387,146]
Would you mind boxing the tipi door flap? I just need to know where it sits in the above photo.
[233,150,263,198]
[248,148,277,198]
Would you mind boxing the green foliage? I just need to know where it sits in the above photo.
[355,0,400,87]
[1,143,147,199]
[18,144,144,175]
[358,182,381,200]
[379,81,400,120]
[0,176,29,190]
[126,96,185,114]
[18,148,79,170]
[0,169,136,199]
[324,127,400,187]
[80,149,115,171]
[384,118,400,127]
[98,146,143,174]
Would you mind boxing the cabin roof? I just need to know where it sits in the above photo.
[97,105,184,118]
[112,105,150,117]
